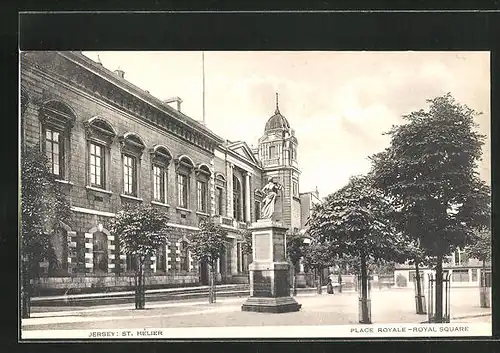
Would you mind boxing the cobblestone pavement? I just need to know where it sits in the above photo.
[22,287,491,331]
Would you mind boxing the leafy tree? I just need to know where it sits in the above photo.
[302,240,335,294]
[370,93,490,322]
[307,174,404,323]
[21,144,72,318]
[465,229,491,307]
[188,219,228,303]
[110,204,171,309]
[239,228,253,257]
[286,230,307,295]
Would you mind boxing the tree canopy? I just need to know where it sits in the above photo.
[307,174,404,262]
[286,230,307,266]
[188,218,228,267]
[110,204,171,261]
[465,229,491,263]
[370,93,490,257]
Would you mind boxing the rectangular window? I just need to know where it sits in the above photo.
[180,241,189,271]
[292,181,299,197]
[45,128,63,177]
[93,232,108,273]
[408,271,416,282]
[126,254,137,272]
[452,269,469,282]
[215,187,223,216]
[177,173,188,208]
[90,143,104,188]
[472,269,478,282]
[123,154,137,195]
[269,145,276,158]
[197,180,207,212]
[157,244,166,272]
[153,165,165,202]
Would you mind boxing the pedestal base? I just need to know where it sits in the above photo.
[241,296,302,313]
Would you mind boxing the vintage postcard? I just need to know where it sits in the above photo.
[19,50,491,340]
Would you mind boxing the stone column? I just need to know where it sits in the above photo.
[231,239,238,275]
[244,172,251,222]
[226,163,234,218]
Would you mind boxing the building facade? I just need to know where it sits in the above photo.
[393,249,492,289]
[20,51,312,293]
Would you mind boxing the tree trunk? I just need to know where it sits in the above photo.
[21,258,31,319]
[415,262,424,314]
[208,263,214,304]
[316,268,322,294]
[434,255,444,322]
[135,257,145,310]
[480,260,490,308]
[292,263,297,296]
[213,264,217,303]
[360,253,370,324]
[338,273,343,293]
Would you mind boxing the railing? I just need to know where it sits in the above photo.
[213,215,250,229]
[263,158,280,167]
[238,222,248,229]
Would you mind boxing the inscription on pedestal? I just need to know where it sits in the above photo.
[252,270,272,297]
[273,235,285,262]
[254,233,270,261]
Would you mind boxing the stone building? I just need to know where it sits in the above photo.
[20,51,313,293]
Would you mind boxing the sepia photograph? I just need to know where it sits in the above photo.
[19,50,491,340]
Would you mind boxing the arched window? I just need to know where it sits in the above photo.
[157,241,167,273]
[39,100,76,179]
[175,156,194,209]
[233,175,242,221]
[93,231,108,273]
[84,117,116,190]
[151,145,172,204]
[120,132,146,198]
[179,240,189,272]
[215,174,226,216]
[196,164,211,213]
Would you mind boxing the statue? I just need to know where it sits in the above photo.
[260,177,283,219]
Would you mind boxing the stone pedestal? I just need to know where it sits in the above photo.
[241,219,301,313]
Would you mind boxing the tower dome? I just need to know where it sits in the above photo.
[264,93,290,132]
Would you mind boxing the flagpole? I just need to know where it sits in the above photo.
[202,51,206,125]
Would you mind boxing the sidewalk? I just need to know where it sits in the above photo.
[23,289,491,331]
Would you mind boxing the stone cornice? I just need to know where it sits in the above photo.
[22,52,223,154]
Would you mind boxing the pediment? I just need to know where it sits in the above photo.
[228,141,259,165]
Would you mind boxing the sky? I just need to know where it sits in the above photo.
[82,51,490,198]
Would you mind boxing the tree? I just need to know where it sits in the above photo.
[286,230,307,296]
[307,174,405,323]
[370,93,490,322]
[302,240,335,294]
[240,228,253,257]
[110,204,171,309]
[465,229,491,307]
[21,144,72,318]
[188,219,228,303]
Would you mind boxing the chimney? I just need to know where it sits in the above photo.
[114,69,125,79]
[164,97,183,112]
